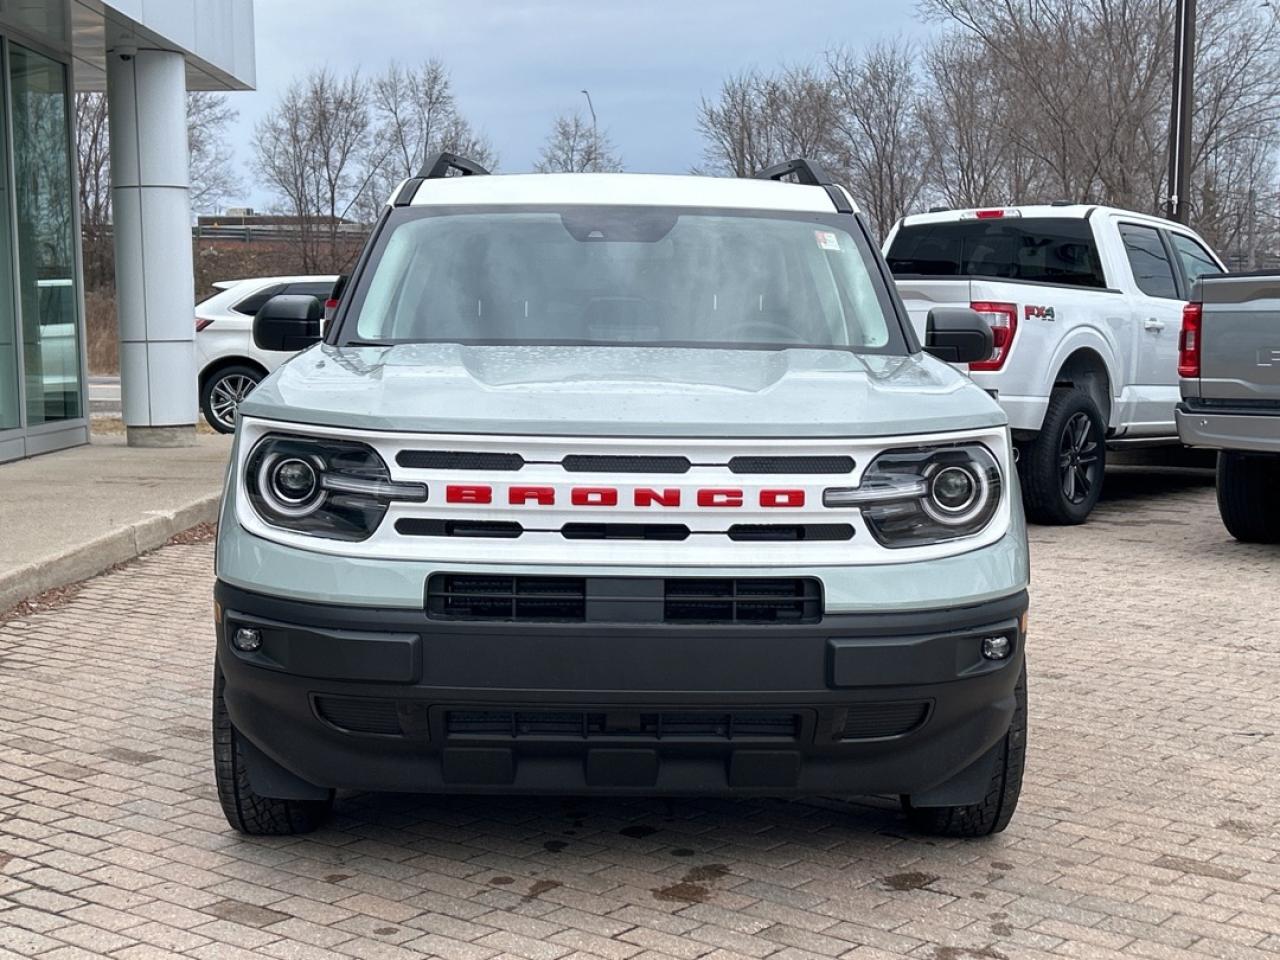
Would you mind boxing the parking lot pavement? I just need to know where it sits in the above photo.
[1,467,1277,960]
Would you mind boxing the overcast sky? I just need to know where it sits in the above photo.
[225,0,931,209]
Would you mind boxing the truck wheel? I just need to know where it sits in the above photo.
[1217,452,1280,543]
[201,364,262,434]
[902,666,1027,838]
[1020,387,1105,524]
[213,668,332,835]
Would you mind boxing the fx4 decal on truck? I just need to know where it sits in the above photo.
[1025,305,1055,321]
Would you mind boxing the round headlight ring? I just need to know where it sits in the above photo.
[258,451,326,518]
[921,458,992,526]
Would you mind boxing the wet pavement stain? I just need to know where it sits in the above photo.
[1217,818,1259,838]
[990,861,1014,871]
[323,874,352,883]
[670,848,695,857]
[523,879,562,902]
[933,947,1008,960]
[543,840,569,853]
[881,870,940,892]
[489,876,514,885]
[653,864,729,904]
[374,928,397,936]
[620,824,658,838]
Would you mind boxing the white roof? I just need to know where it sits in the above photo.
[900,204,1181,230]
[402,172,856,214]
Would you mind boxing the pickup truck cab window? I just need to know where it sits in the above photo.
[884,217,1107,290]
[346,207,905,354]
[1170,233,1221,287]
[1119,224,1179,300]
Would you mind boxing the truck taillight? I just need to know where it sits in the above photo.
[968,301,1018,371]
[1178,302,1202,378]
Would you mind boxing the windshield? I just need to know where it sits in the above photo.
[343,206,906,353]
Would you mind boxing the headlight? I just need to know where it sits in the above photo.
[823,444,1002,547]
[244,434,426,540]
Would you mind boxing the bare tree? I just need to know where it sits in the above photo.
[362,60,495,214]
[187,92,241,214]
[75,92,112,289]
[826,42,929,235]
[696,66,837,177]
[534,109,623,173]
[253,68,372,272]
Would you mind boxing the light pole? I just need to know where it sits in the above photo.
[580,89,598,171]
[1165,0,1196,224]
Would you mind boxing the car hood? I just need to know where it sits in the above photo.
[240,343,1006,438]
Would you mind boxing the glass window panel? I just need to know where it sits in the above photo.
[1119,224,1180,300]
[9,42,81,425]
[0,44,20,431]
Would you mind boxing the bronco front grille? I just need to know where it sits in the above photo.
[426,574,822,623]
[445,709,801,740]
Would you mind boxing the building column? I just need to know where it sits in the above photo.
[107,48,197,447]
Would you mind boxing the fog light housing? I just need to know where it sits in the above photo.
[232,627,262,652]
[981,635,1011,661]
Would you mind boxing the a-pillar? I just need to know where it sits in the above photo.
[107,48,197,447]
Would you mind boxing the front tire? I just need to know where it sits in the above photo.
[213,668,332,835]
[1217,452,1280,543]
[200,364,262,434]
[902,666,1027,838]
[1020,387,1106,524]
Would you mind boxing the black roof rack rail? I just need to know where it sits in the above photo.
[418,151,490,179]
[754,158,835,187]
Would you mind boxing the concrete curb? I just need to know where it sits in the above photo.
[0,493,220,613]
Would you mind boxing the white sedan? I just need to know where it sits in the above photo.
[196,275,338,432]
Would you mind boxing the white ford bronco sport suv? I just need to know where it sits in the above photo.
[884,206,1225,524]
[213,155,1031,838]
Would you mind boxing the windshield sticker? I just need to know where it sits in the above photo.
[815,230,841,252]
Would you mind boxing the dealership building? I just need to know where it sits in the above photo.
[0,1,255,462]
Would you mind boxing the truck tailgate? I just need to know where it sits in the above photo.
[1197,274,1280,402]
[893,279,972,341]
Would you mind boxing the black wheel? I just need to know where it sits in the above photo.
[200,364,262,434]
[213,667,332,835]
[1217,452,1280,543]
[1020,387,1105,525]
[902,666,1027,838]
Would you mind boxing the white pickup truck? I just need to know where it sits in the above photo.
[884,206,1224,524]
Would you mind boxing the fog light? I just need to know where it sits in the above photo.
[982,635,1011,660]
[232,627,262,652]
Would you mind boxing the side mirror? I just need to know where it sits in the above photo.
[253,295,323,352]
[925,307,994,364]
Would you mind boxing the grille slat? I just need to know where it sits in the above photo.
[396,519,523,538]
[562,455,691,473]
[562,523,690,541]
[727,524,854,542]
[729,455,855,474]
[397,451,525,470]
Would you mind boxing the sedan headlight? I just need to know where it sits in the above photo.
[244,434,426,540]
[823,444,1002,547]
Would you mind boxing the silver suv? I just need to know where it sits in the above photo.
[212,155,1030,838]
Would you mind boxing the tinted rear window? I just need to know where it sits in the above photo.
[886,217,1107,289]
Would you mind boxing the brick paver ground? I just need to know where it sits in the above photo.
[2,466,1278,959]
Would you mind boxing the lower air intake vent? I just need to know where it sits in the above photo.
[561,454,691,473]
[314,696,403,735]
[837,702,930,740]
[562,523,690,541]
[427,575,587,621]
[446,710,801,740]
[427,575,822,623]
[396,450,524,470]
[727,524,854,542]
[665,578,822,623]
[396,519,522,538]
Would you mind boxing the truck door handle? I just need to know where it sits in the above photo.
[1143,319,1165,331]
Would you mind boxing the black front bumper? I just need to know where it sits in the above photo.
[215,581,1027,800]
